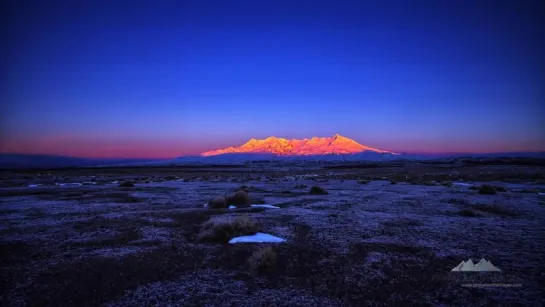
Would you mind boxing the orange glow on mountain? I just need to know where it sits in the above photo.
[201,134,391,156]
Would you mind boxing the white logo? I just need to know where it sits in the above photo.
[451,258,501,272]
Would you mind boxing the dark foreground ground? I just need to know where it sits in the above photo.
[1,161,545,306]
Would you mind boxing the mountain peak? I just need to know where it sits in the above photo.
[201,135,390,157]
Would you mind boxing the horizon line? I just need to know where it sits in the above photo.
[1,150,544,160]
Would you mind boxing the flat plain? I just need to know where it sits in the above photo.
[1,160,545,306]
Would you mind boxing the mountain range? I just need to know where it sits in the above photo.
[201,134,392,156]
[1,134,544,168]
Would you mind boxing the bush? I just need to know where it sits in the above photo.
[309,186,328,195]
[458,209,479,217]
[390,180,397,185]
[118,181,135,188]
[197,215,260,243]
[494,186,507,192]
[226,190,251,208]
[441,181,453,187]
[208,196,228,209]
[478,185,496,195]
[246,246,277,274]
[358,180,370,184]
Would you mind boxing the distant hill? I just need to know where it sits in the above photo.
[1,151,544,169]
[0,154,160,169]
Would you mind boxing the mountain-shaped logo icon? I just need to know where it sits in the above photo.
[451,258,501,272]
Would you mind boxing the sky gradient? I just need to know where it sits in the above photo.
[2,0,544,158]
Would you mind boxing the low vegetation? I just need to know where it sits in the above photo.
[458,208,480,217]
[477,185,497,195]
[208,196,228,209]
[309,186,328,195]
[118,181,135,188]
[246,246,277,274]
[226,190,251,208]
[197,215,260,243]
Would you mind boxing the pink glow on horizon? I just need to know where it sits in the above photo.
[1,134,544,159]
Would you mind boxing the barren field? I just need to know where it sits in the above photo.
[1,163,545,306]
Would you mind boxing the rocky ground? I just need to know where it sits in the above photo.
[1,163,545,306]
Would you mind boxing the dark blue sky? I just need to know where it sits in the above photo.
[2,0,544,158]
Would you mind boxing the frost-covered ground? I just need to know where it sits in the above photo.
[1,166,545,306]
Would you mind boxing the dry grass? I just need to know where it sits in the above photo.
[474,184,502,195]
[471,204,517,217]
[226,190,251,208]
[197,215,260,243]
[458,208,480,217]
[208,196,228,209]
[309,186,328,195]
[118,181,135,188]
[246,246,277,274]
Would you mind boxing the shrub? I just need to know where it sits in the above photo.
[118,181,135,188]
[246,246,277,274]
[226,190,251,208]
[441,181,453,187]
[520,188,539,193]
[197,215,260,243]
[494,186,507,192]
[208,196,228,209]
[478,185,496,195]
[458,209,479,217]
[390,180,397,185]
[294,184,307,189]
[358,180,370,184]
[309,186,328,195]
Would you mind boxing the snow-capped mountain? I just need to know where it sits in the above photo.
[201,134,393,157]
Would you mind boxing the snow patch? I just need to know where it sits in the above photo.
[27,184,41,188]
[229,232,286,244]
[228,204,280,209]
[452,182,473,187]
[251,204,280,209]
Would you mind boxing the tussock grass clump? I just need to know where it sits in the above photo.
[208,196,228,209]
[226,190,251,208]
[471,204,517,217]
[309,186,328,195]
[118,181,135,188]
[246,246,277,274]
[520,188,539,193]
[197,215,260,243]
[458,209,480,217]
[478,185,497,195]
